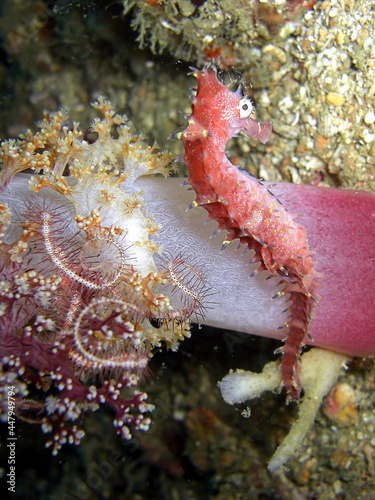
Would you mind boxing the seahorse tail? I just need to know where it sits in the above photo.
[280,291,311,399]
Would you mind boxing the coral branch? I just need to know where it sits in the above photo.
[219,349,349,471]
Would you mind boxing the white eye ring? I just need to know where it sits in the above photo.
[239,98,253,119]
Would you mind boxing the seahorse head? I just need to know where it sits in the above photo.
[192,68,272,144]
[230,93,272,144]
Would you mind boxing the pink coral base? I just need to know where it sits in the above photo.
[3,176,375,358]
[278,183,375,356]
[140,178,375,358]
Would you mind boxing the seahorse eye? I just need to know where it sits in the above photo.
[239,98,253,119]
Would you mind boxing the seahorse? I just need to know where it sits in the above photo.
[178,68,321,399]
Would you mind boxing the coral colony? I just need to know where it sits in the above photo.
[0,98,211,455]
[1,73,375,470]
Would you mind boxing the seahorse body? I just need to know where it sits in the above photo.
[179,68,321,399]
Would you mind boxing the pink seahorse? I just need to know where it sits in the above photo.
[179,68,321,399]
